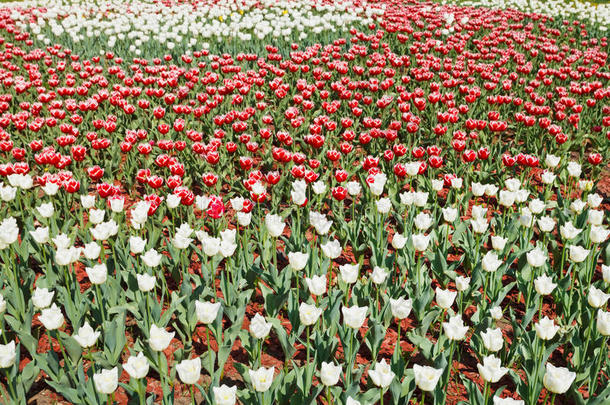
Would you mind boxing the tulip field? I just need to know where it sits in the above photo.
[0,0,609,403]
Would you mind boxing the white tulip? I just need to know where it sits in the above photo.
[249,313,272,339]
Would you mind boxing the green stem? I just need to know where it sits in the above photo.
[306,325,310,365]
[190,384,195,405]
[139,378,146,405]
[531,339,545,403]
[326,386,332,405]
[347,330,354,386]
[95,284,106,324]
[590,337,606,395]
[443,341,456,399]
[560,245,567,277]
[158,351,165,396]
[3,369,16,402]
[581,311,595,366]
[206,327,214,376]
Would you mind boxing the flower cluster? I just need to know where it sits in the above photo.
[0,0,606,404]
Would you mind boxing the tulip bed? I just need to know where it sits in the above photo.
[0,0,608,404]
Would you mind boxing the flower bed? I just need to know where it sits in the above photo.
[0,0,607,404]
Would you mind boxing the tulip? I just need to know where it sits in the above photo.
[213,384,237,405]
[455,276,470,292]
[537,216,555,233]
[249,366,274,392]
[320,239,341,259]
[473,201,490,218]
[81,195,96,209]
[36,202,55,218]
[149,324,174,351]
[597,310,610,336]
[32,287,54,309]
[493,397,524,405]
[310,211,333,235]
[376,197,391,214]
[320,362,342,386]
[30,227,50,244]
[72,321,101,348]
[264,214,285,238]
[431,179,444,191]
[249,313,272,339]
[195,300,221,324]
[141,249,162,267]
[136,273,156,292]
[529,199,545,214]
[0,217,19,249]
[413,364,443,392]
[298,303,322,326]
[85,263,107,285]
[442,207,458,222]
[123,352,149,379]
[481,327,503,352]
[443,314,468,341]
[305,274,327,296]
[490,306,503,320]
[534,274,556,295]
[543,363,575,394]
[482,251,503,272]
[566,162,581,177]
[560,222,581,240]
[535,316,559,341]
[391,233,407,249]
[287,252,308,271]
[176,357,201,384]
[129,236,147,254]
[603,264,610,284]
[93,367,118,395]
[541,171,556,185]
[477,355,508,383]
[498,190,515,207]
[0,294,7,313]
[590,226,610,244]
[435,287,457,309]
[342,305,367,329]
[82,242,101,260]
[412,233,430,251]
[89,208,105,224]
[368,173,386,196]
[346,181,362,196]
[339,263,359,284]
[588,286,610,308]
[0,341,16,368]
[237,212,252,226]
[588,193,603,208]
[526,248,547,268]
[39,303,64,330]
[370,266,389,284]
[369,359,395,388]
[312,181,326,195]
[390,297,412,319]
[568,245,589,263]
[587,210,604,227]
[545,154,560,168]
[471,218,489,234]
[490,236,507,251]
